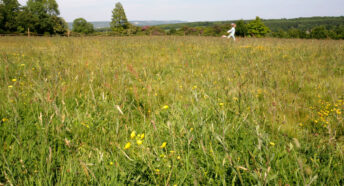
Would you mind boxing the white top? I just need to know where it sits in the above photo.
[227,27,235,35]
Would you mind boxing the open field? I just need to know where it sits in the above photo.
[0,36,343,185]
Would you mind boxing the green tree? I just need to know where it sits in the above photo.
[72,18,94,34]
[16,6,36,33]
[51,15,67,34]
[334,25,344,39]
[22,0,65,34]
[235,20,248,37]
[287,28,300,38]
[0,0,20,33]
[110,2,129,33]
[272,29,288,38]
[247,16,270,37]
[310,26,328,39]
[168,28,176,35]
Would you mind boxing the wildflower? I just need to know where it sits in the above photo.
[124,142,131,150]
[2,118,8,122]
[162,105,169,109]
[137,140,143,145]
[219,103,224,106]
[12,79,17,82]
[170,151,175,154]
[299,123,303,127]
[155,169,160,173]
[233,97,238,101]
[192,85,197,90]
[130,131,136,139]
[270,142,275,146]
[81,122,89,128]
[160,142,167,148]
[8,85,13,88]
[160,154,166,158]
[177,156,181,160]
[110,162,114,165]
[140,133,145,139]
[190,128,194,132]
[20,64,25,67]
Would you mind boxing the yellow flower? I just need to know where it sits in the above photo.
[177,156,181,160]
[192,85,197,90]
[233,97,238,101]
[270,142,275,146]
[170,151,175,154]
[160,142,167,148]
[8,85,13,88]
[219,103,224,106]
[137,140,143,145]
[81,122,89,128]
[190,128,194,132]
[20,64,25,67]
[155,169,160,173]
[110,162,114,165]
[12,79,17,82]
[140,133,145,139]
[124,142,131,150]
[130,131,136,139]
[2,118,8,122]
[162,105,169,109]
[299,123,303,127]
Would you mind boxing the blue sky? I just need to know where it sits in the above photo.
[18,0,344,22]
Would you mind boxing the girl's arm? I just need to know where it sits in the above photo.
[227,28,233,33]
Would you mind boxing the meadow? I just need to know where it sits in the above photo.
[0,36,343,185]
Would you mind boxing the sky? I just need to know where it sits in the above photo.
[18,0,344,22]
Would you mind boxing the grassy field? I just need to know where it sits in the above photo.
[0,36,343,185]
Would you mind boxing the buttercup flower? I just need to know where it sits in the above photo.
[130,131,136,139]
[124,142,131,149]
[160,142,167,148]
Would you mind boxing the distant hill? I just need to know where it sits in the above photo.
[156,16,344,32]
[68,20,187,29]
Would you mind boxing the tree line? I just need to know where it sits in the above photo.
[0,0,67,35]
[1,0,344,39]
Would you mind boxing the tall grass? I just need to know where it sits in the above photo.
[0,36,343,185]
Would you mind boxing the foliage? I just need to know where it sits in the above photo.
[72,18,94,34]
[0,0,66,34]
[235,20,248,37]
[110,2,129,34]
[247,17,270,37]
[157,16,344,33]
[0,0,20,33]
[310,26,328,39]
[155,16,344,39]
[0,36,343,185]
